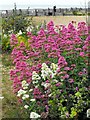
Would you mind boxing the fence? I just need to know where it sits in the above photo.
[1,7,87,17]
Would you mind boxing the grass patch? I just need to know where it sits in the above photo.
[2,53,29,118]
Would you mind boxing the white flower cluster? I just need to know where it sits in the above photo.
[53,79,58,83]
[24,105,29,109]
[29,89,33,92]
[3,34,7,38]
[41,63,54,80]
[17,81,36,110]
[26,26,34,32]
[50,63,58,73]
[17,80,30,99]
[30,99,35,102]
[31,63,58,83]
[17,89,29,100]
[87,109,90,118]
[24,99,35,109]
[17,30,22,36]
[17,89,27,97]
[22,80,29,90]
[22,94,29,100]
[0,96,4,100]
[41,82,50,88]
[32,71,41,84]
[17,81,29,100]
[41,63,58,80]
[30,112,41,118]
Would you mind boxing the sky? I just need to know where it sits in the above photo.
[0,0,89,10]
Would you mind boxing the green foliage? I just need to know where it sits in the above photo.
[31,23,42,35]
[2,3,32,35]
[2,53,29,118]
[2,15,32,35]
[0,34,1,45]
[2,35,11,52]
[29,20,46,35]
[73,11,77,15]
[17,33,29,47]
[88,12,90,16]
[2,12,32,51]
[2,4,32,52]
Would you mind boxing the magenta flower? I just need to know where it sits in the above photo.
[27,31,32,37]
[9,21,89,118]
[64,74,69,79]
[10,34,18,46]
[76,87,79,91]
[80,52,85,57]
[64,67,70,71]
[78,72,83,76]
[56,82,62,87]
[69,78,74,83]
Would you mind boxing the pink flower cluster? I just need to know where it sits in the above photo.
[10,34,18,47]
[10,21,89,100]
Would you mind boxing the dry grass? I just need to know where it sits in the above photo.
[32,16,87,26]
[1,53,28,118]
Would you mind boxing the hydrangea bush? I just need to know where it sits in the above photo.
[10,21,90,119]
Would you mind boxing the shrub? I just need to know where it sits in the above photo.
[73,11,77,15]
[2,15,46,52]
[2,5,32,35]
[2,6,32,52]
[2,32,29,52]
[10,21,90,119]
[2,35,11,52]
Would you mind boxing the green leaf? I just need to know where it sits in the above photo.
[75,92,81,97]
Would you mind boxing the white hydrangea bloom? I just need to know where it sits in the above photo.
[22,94,29,100]
[17,89,27,97]
[24,105,29,109]
[30,112,41,118]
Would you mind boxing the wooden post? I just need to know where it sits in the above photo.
[35,9,38,16]
[53,6,56,16]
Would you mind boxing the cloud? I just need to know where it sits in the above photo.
[0,0,88,10]
[0,0,88,5]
